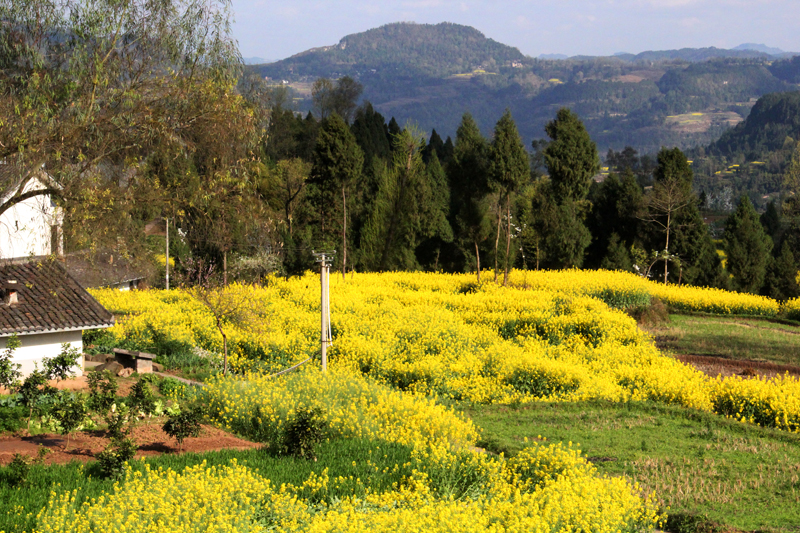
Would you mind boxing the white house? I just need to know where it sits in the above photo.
[0,162,62,259]
[0,259,114,377]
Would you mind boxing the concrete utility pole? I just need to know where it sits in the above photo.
[165,217,170,291]
[313,251,335,371]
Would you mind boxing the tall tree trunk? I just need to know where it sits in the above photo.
[342,185,347,281]
[664,213,671,285]
[223,251,227,286]
[475,240,481,283]
[494,194,502,283]
[503,195,511,286]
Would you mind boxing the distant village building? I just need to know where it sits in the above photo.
[0,259,114,377]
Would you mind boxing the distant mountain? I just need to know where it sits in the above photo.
[539,53,568,60]
[251,22,800,154]
[243,56,273,65]
[627,47,770,62]
[733,43,787,56]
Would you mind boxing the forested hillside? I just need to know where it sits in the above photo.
[255,22,800,154]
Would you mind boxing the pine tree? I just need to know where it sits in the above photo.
[587,170,642,267]
[762,242,800,301]
[489,109,529,285]
[544,108,600,203]
[309,113,364,279]
[448,113,490,280]
[724,196,773,293]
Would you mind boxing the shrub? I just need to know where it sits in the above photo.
[51,393,88,450]
[280,406,328,460]
[96,437,138,480]
[162,405,203,450]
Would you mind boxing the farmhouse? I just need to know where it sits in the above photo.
[0,162,62,259]
[0,259,114,377]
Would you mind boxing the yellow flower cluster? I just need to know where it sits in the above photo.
[35,461,270,533]
[34,443,661,533]
[784,297,800,321]
[712,373,800,431]
[204,368,479,451]
[650,283,779,317]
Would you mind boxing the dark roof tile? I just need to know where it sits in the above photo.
[0,259,114,336]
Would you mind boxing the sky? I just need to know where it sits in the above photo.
[232,0,800,61]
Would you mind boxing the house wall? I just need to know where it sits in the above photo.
[1,330,84,378]
[0,177,63,259]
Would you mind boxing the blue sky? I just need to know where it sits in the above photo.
[232,0,800,61]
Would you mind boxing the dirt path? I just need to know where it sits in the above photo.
[0,422,262,466]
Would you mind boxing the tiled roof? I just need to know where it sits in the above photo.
[64,251,145,290]
[0,258,114,336]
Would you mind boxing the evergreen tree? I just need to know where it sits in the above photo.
[724,196,773,293]
[489,109,529,285]
[586,170,642,267]
[309,114,364,279]
[536,108,598,268]
[415,151,454,270]
[360,128,443,271]
[422,129,445,164]
[351,103,392,165]
[760,200,782,242]
[544,108,600,203]
[762,242,800,301]
[600,233,633,271]
[448,113,491,280]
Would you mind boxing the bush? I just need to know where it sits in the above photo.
[162,405,203,450]
[96,437,138,480]
[280,406,328,461]
[0,404,25,433]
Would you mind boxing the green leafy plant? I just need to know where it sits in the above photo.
[17,369,57,431]
[162,405,204,451]
[51,393,88,450]
[43,343,81,383]
[104,403,131,441]
[95,437,138,480]
[0,334,22,391]
[87,370,118,417]
[281,406,328,461]
[127,378,157,417]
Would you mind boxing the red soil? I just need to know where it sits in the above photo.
[0,422,262,466]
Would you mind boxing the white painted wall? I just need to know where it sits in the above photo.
[1,331,84,378]
[0,175,63,259]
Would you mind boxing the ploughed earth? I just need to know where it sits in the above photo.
[0,423,261,466]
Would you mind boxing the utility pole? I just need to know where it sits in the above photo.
[313,251,335,371]
[165,217,170,290]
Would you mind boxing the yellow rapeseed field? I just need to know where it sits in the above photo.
[92,269,800,432]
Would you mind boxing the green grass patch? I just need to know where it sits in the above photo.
[465,400,800,532]
[0,437,415,532]
[645,314,800,366]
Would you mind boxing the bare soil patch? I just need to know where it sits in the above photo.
[0,422,261,466]
[675,354,800,379]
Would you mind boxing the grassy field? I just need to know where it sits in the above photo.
[466,400,800,532]
[645,314,800,366]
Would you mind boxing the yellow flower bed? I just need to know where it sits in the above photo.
[35,443,661,533]
[784,297,800,321]
[205,369,479,451]
[650,283,779,317]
